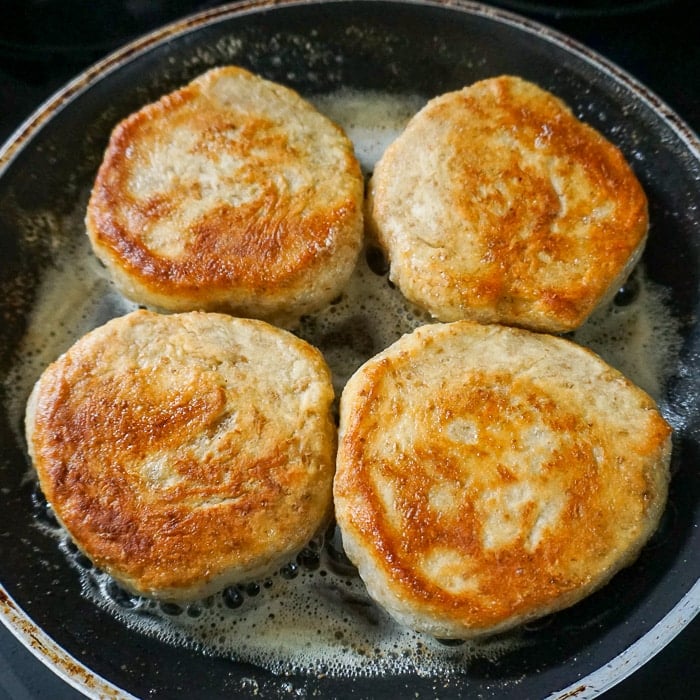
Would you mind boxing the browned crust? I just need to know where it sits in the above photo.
[367,76,649,332]
[86,66,363,321]
[26,310,336,599]
[334,322,671,636]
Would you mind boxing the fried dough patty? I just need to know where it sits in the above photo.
[86,66,364,327]
[366,75,649,332]
[25,310,336,600]
[334,321,671,638]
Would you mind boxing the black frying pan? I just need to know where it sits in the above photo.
[1,1,699,698]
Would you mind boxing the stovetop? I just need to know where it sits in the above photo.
[1,1,698,698]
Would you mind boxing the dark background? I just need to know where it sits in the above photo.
[1,1,698,698]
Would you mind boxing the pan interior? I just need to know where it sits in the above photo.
[1,2,699,698]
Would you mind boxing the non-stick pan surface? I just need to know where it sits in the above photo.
[1,1,699,698]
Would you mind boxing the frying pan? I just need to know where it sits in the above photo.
[1,1,699,698]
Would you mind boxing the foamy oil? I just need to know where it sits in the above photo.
[4,88,683,680]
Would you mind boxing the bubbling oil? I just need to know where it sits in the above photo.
[5,89,683,680]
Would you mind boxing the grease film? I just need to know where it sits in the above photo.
[5,89,682,679]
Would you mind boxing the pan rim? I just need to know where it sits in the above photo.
[1,1,698,698]
[2,0,699,170]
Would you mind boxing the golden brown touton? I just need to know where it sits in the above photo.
[86,66,364,327]
[334,321,671,638]
[366,75,648,332]
[26,310,336,600]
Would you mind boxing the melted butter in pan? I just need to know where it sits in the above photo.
[5,89,682,678]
